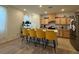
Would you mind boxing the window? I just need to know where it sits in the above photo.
[0,6,7,33]
[23,15,30,22]
[23,15,31,28]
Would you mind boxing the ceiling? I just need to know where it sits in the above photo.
[12,5,79,14]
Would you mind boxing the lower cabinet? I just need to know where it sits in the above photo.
[58,29,70,38]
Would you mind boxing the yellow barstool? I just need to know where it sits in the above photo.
[28,29,37,45]
[45,30,57,53]
[36,29,45,39]
[22,28,29,42]
[22,28,29,36]
[36,29,47,47]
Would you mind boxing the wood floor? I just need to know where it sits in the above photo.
[0,38,78,54]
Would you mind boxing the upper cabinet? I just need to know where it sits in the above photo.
[40,14,55,25]
[45,19,48,24]
[40,19,45,24]
[48,14,55,22]
[55,18,61,24]
[66,18,71,24]
[40,14,71,25]
[40,19,48,24]
[55,17,71,25]
[60,18,67,24]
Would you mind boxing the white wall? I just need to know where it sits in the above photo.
[0,6,41,44]
[30,13,40,29]
[0,6,24,44]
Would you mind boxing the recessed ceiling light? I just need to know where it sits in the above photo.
[24,9,26,11]
[40,5,42,7]
[61,9,65,12]
[44,11,47,14]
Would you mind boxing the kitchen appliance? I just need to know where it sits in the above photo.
[70,12,79,51]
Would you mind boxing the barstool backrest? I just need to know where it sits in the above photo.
[28,29,36,37]
[36,29,45,39]
[22,28,29,36]
[46,31,57,40]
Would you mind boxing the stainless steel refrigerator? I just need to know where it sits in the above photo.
[70,12,79,51]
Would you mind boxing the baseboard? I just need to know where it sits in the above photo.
[0,36,20,45]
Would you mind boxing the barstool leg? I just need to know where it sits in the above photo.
[45,40,48,48]
[21,36,24,43]
[44,39,46,48]
[34,37,36,47]
[53,40,56,53]
[25,36,28,43]
[29,37,31,43]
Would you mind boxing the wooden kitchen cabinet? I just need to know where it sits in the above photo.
[60,18,66,24]
[55,18,61,24]
[63,30,70,38]
[40,19,45,24]
[66,18,71,24]
[58,29,63,37]
[45,19,48,24]
[55,17,71,25]
[58,29,70,38]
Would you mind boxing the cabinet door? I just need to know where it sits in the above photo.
[60,18,66,24]
[59,29,63,37]
[48,14,55,22]
[63,30,70,38]
[56,18,61,24]
[45,19,48,24]
[40,19,45,24]
[66,18,71,24]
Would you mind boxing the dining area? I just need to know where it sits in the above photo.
[0,0,79,58]
[21,28,58,53]
[0,5,78,54]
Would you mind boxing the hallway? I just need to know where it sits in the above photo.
[0,38,77,54]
